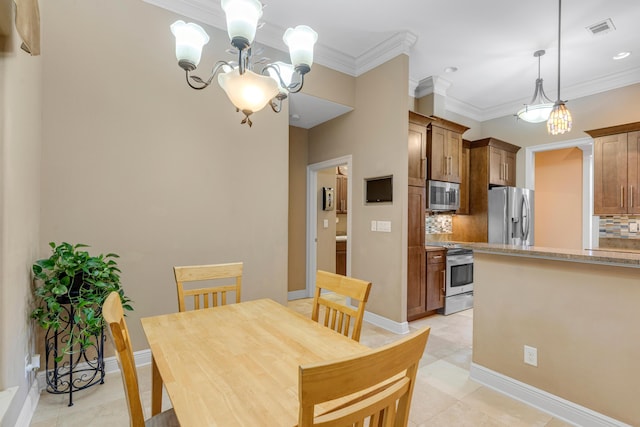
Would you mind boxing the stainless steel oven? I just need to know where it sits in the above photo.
[442,247,473,315]
[427,244,473,315]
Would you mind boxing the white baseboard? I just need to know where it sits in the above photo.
[14,380,40,427]
[363,310,409,335]
[469,363,632,427]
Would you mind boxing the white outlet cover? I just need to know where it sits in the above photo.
[524,345,538,367]
[630,222,638,233]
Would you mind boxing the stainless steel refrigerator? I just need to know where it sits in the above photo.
[488,186,534,246]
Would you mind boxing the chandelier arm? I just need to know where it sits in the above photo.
[262,64,288,90]
[270,98,282,113]
[185,61,234,90]
[287,70,305,94]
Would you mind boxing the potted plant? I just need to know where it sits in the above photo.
[31,242,133,361]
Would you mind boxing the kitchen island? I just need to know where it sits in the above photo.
[465,243,639,426]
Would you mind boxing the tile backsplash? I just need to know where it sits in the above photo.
[599,215,640,239]
[426,214,452,235]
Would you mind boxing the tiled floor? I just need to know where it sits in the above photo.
[30,298,573,426]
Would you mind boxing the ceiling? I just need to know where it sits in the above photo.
[148,0,640,127]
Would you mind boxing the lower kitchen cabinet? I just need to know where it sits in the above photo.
[426,250,445,312]
[408,248,445,320]
[336,240,346,276]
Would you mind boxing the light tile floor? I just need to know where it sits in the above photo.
[30,298,573,426]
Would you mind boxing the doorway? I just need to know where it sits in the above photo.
[306,155,352,298]
[525,137,594,249]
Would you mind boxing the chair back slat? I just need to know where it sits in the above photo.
[298,327,430,427]
[174,262,242,312]
[312,271,371,342]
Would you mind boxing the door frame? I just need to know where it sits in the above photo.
[306,155,352,297]
[524,137,594,249]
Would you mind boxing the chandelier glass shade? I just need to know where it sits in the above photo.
[516,50,554,123]
[547,0,572,135]
[170,0,318,126]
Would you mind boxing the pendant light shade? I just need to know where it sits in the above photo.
[547,0,572,135]
[218,68,279,116]
[283,25,318,72]
[267,61,295,93]
[221,0,263,49]
[170,20,210,70]
[547,101,573,134]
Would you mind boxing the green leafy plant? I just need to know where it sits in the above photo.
[31,242,133,361]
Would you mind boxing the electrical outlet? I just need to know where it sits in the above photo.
[630,222,638,233]
[524,345,538,367]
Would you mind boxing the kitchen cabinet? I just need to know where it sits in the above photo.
[460,137,521,243]
[336,174,348,214]
[429,124,463,183]
[407,185,426,321]
[408,119,427,187]
[336,240,346,276]
[425,250,445,312]
[489,145,516,186]
[587,123,640,215]
[457,140,471,215]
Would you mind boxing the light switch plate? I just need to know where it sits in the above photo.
[323,219,329,228]
[377,221,391,232]
[371,220,377,231]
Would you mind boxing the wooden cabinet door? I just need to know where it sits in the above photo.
[488,146,503,185]
[445,130,462,183]
[336,175,348,213]
[503,150,516,186]
[335,241,346,276]
[408,123,427,187]
[594,134,628,214]
[457,143,470,215]
[628,131,640,214]
[426,252,445,312]
[407,185,426,320]
[428,125,447,181]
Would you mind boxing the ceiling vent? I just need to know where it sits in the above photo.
[586,18,616,36]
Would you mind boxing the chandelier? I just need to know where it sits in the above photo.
[170,0,318,127]
[516,50,554,123]
[547,0,572,135]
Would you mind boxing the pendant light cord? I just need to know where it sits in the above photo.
[556,0,562,101]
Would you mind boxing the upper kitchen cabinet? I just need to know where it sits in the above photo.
[587,122,640,215]
[408,112,469,185]
[472,137,519,187]
[457,140,471,215]
[408,112,428,187]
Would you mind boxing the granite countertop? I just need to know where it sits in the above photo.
[463,242,640,268]
[425,245,447,252]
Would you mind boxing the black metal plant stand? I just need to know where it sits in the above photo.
[44,303,105,406]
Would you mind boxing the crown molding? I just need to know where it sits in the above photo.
[354,31,417,76]
[415,76,452,98]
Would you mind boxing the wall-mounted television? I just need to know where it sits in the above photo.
[365,175,393,203]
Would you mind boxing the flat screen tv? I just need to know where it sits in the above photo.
[365,175,393,203]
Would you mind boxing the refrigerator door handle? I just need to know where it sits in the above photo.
[521,195,530,242]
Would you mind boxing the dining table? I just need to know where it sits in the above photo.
[140,298,370,426]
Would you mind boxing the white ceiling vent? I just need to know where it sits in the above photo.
[586,18,616,36]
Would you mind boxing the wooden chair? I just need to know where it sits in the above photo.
[298,327,430,427]
[173,262,242,312]
[312,270,372,342]
[102,292,179,427]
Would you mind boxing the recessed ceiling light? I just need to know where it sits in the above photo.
[613,51,631,60]
[444,66,458,73]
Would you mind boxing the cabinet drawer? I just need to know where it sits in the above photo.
[427,250,445,264]
[336,241,347,251]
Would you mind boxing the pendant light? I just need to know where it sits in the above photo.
[516,50,554,123]
[547,0,572,135]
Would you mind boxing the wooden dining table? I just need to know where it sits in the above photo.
[140,298,369,426]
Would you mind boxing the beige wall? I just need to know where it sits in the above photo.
[316,169,337,272]
[534,148,583,249]
[473,252,640,425]
[39,0,289,352]
[308,55,409,323]
[0,5,42,426]
[288,126,308,292]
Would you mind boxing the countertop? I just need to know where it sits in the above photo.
[463,242,640,268]
[425,245,447,252]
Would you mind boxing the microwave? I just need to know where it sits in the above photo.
[427,180,460,211]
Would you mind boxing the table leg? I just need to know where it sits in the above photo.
[151,355,162,416]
